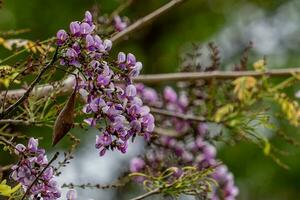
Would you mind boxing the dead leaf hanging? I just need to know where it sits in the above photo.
[52,87,77,146]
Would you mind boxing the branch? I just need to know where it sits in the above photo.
[21,152,59,200]
[110,0,135,19]
[0,119,43,125]
[2,68,299,105]
[134,68,300,84]
[129,188,160,200]
[111,0,187,44]
[0,136,17,150]
[154,127,181,137]
[150,107,206,122]
[61,177,130,190]
[0,47,59,119]
[1,164,13,172]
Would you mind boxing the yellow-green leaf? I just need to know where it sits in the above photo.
[0,180,21,197]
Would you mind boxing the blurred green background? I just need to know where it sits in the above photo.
[1,0,300,199]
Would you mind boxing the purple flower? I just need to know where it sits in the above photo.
[197,123,208,136]
[66,189,77,200]
[127,53,136,66]
[130,157,145,172]
[85,34,95,51]
[96,133,112,148]
[15,144,26,155]
[80,22,93,35]
[173,167,184,178]
[89,97,106,112]
[117,141,127,153]
[69,21,81,36]
[56,29,68,46]
[89,60,100,68]
[43,167,53,180]
[130,120,142,132]
[114,16,127,32]
[28,137,38,152]
[117,52,126,63]
[164,86,177,102]
[103,39,112,51]
[142,87,158,104]
[203,144,216,159]
[142,113,155,132]
[97,74,110,86]
[72,42,81,54]
[126,84,137,97]
[178,92,189,108]
[94,35,103,50]
[99,148,106,156]
[84,11,93,25]
[129,62,142,77]
[66,48,78,60]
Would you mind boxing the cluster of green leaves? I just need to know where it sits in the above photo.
[203,60,300,169]
[130,166,216,199]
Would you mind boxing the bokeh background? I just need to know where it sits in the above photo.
[1,0,300,199]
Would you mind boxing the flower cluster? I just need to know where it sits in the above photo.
[137,84,191,134]
[11,138,61,200]
[130,134,239,199]
[132,85,238,199]
[56,11,154,156]
[212,165,239,200]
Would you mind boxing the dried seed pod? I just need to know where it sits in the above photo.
[52,87,77,146]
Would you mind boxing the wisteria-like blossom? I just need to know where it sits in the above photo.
[130,134,239,200]
[56,11,154,156]
[11,138,61,200]
[131,85,239,199]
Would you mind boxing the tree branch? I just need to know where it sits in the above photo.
[111,0,187,44]
[0,136,16,149]
[2,68,299,105]
[134,68,300,84]
[150,107,206,122]
[110,0,135,19]
[0,119,44,125]
[1,164,13,172]
[0,47,59,119]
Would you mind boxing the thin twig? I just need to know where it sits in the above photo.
[62,182,123,190]
[129,188,160,200]
[21,152,59,200]
[1,164,13,172]
[0,136,17,150]
[150,107,206,122]
[0,47,59,119]
[154,127,181,137]
[0,119,43,125]
[111,0,187,44]
[134,68,300,84]
[110,0,135,19]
